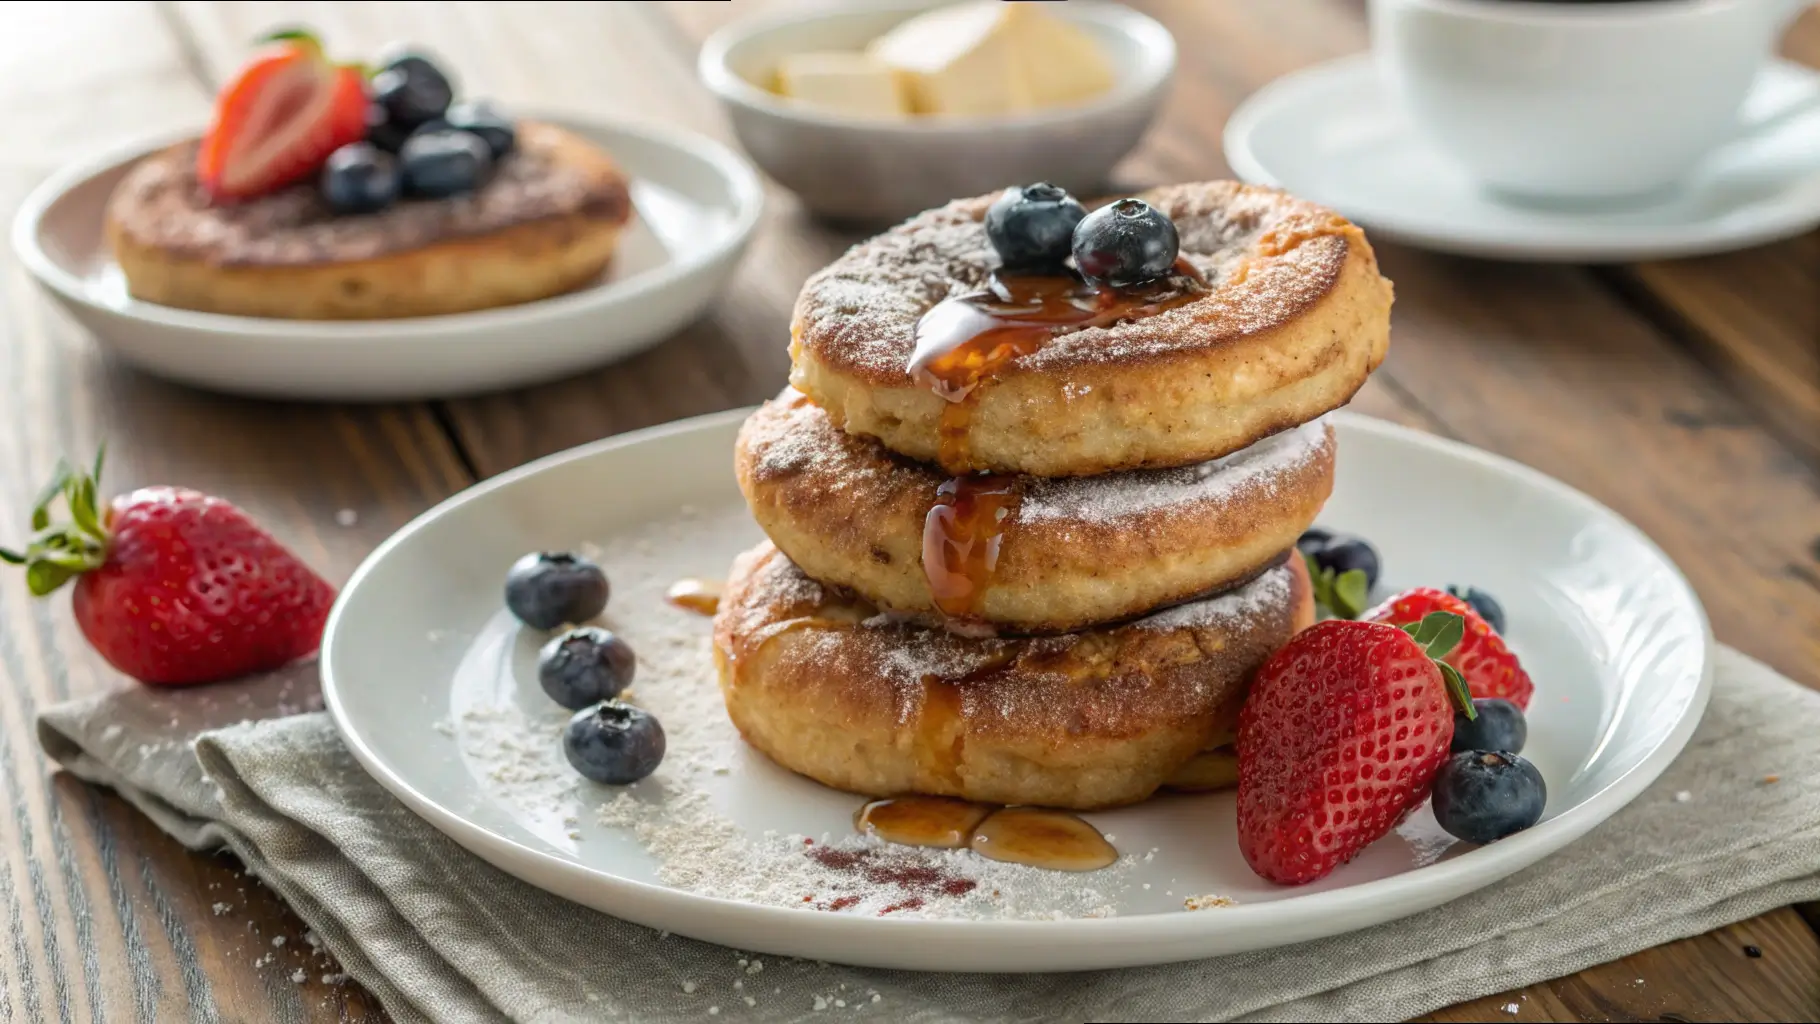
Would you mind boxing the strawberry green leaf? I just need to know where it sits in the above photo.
[92,442,106,484]
[1439,661,1476,719]
[1304,553,1366,620]
[1426,612,1464,660]
[1331,569,1369,619]
[24,561,73,597]
[1407,610,1463,660]
[1304,553,1331,606]
[6,446,111,595]
[29,549,91,571]
[30,459,72,532]
[66,475,103,543]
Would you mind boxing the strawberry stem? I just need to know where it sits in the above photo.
[257,27,324,53]
[252,26,364,73]
[1398,611,1477,719]
[2,448,111,597]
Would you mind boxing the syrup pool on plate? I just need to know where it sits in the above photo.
[664,576,722,615]
[856,795,1119,873]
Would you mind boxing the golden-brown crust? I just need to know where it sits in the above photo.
[712,542,1314,810]
[105,122,632,319]
[736,389,1336,633]
[789,181,1393,476]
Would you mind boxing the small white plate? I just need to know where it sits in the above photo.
[12,113,763,400]
[1224,55,1820,262]
[321,409,1711,972]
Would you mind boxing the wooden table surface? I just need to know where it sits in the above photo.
[1,1,1816,1020]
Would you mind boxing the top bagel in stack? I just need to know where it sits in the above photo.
[789,180,1392,478]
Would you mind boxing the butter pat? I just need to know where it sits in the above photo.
[867,1,1115,117]
[775,52,909,119]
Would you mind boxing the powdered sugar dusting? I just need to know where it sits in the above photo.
[746,391,1333,533]
[1133,562,1292,632]
[450,500,1146,920]
[727,544,1292,748]
[792,182,1358,384]
[1022,418,1331,525]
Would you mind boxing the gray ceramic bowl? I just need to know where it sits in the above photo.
[699,1,1176,224]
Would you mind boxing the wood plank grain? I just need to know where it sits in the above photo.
[1416,910,1820,1023]
[0,4,467,1021]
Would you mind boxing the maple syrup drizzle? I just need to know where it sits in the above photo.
[910,262,1208,623]
[920,474,1018,621]
[908,259,1208,474]
[664,577,722,616]
[852,796,1118,873]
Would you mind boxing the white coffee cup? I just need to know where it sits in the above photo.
[1369,0,1815,202]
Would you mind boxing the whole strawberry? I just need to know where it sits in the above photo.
[1,451,336,686]
[1367,587,1534,709]
[1238,612,1474,885]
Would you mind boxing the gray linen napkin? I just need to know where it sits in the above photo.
[36,647,1820,1023]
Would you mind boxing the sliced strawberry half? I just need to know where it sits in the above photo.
[197,29,368,202]
[1367,587,1535,709]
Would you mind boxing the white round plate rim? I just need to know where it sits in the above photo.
[10,109,765,343]
[321,408,1713,971]
[1223,54,1820,261]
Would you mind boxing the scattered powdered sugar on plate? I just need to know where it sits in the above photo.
[451,500,1144,921]
[597,789,1133,920]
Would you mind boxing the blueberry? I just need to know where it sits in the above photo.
[400,129,493,198]
[1071,198,1180,288]
[407,117,452,140]
[1449,585,1507,634]
[445,100,517,159]
[1431,750,1546,845]
[1295,527,1333,555]
[564,701,665,785]
[984,182,1087,271]
[1308,534,1380,589]
[319,143,400,215]
[365,103,412,153]
[371,52,454,129]
[537,626,636,710]
[504,552,609,630]
[1452,698,1526,755]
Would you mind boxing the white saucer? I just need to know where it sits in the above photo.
[1224,55,1820,261]
[12,113,763,400]
[320,409,1712,972]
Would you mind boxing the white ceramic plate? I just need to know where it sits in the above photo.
[12,113,763,400]
[322,409,1711,972]
[1224,55,1820,262]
